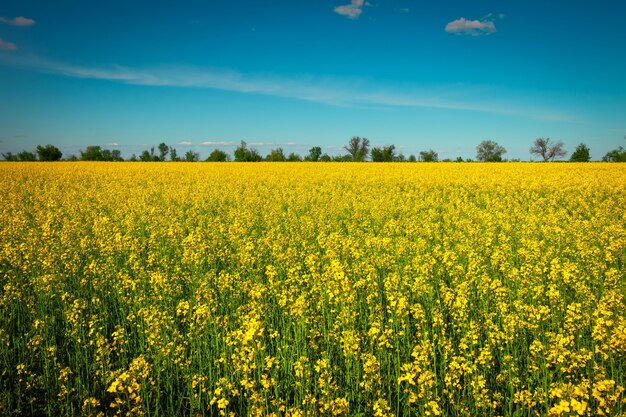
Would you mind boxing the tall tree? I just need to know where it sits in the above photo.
[570,143,591,162]
[602,148,626,162]
[530,138,567,161]
[306,146,322,162]
[80,145,105,161]
[343,136,370,161]
[17,150,37,161]
[371,145,396,162]
[602,137,626,162]
[476,140,506,162]
[100,149,113,161]
[150,147,160,161]
[266,148,286,162]
[287,152,302,162]
[207,149,229,162]
[2,152,17,161]
[111,149,123,161]
[234,141,262,162]
[184,150,199,162]
[234,141,247,162]
[36,144,63,161]
[158,143,169,161]
[139,150,152,162]
[419,149,438,162]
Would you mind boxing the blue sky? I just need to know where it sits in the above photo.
[1,0,625,160]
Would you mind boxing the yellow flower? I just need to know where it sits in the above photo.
[217,398,229,409]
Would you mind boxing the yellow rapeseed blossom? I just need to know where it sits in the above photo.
[0,162,624,416]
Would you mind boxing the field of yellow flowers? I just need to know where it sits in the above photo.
[1,162,625,416]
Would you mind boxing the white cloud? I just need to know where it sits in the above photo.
[0,16,36,27]
[445,17,496,36]
[178,141,193,146]
[106,142,119,147]
[0,38,16,51]
[201,141,236,146]
[334,0,365,19]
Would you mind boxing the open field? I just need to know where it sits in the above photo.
[1,162,625,416]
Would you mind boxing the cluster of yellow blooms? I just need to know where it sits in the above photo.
[1,162,625,416]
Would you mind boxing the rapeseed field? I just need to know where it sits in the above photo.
[1,162,625,416]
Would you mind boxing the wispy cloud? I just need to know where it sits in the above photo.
[201,141,236,146]
[334,0,367,19]
[178,141,193,146]
[106,142,119,147]
[0,54,571,121]
[445,17,496,36]
[0,38,17,51]
[0,16,36,27]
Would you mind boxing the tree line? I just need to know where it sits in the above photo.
[3,137,626,162]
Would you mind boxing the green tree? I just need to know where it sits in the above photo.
[570,143,591,162]
[602,138,626,162]
[333,154,353,162]
[530,138,567,161]
[17,150,37,161]
[371,145,396,162]
[419,149,438,162]
[602,148,626,162]
[234,141,262,162]
[80,145,104,161]
[36,144,63,161]
[2,152,17,161]
[320,154,332,162]
[170,148,179,161]
[100,149,113,161]
[111,149,123,161]
[287,152,302,162]
[266,148,286,162]
[476,140,507,162]
[408,154,417,162]
[207,149,229,162]
[371,147,383,162]
[234,142,247,161]
[306,146,322,162]
[343,136,370,161]
[139,150,152,162]
[184,150,199,162]
[18,151,37,161]
[150,147,160,161]
[158,142,169,161]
